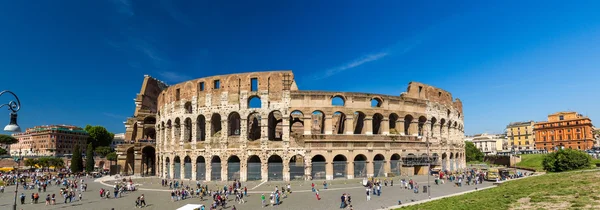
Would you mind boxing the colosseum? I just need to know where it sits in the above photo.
[117,70,466,182]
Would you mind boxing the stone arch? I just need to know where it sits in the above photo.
[430,117,437,137]
[373,113,384,134]
[373,154,385,177]
[184,118,192,142]
[441,153,448,171]
[331,95,345,106]
[227,155,241,181]
[196,156,206,180]
[333,154,348,179]
[210,156,222,181]
[184,156,192,179]
[144,116,156,124]
[289,154,305,180]
[268,110,283,141]
[196,115,206,141]
[143,127,156,140]
[268,155,284,181]
[311,155,327,180]
[247,112,261,140]
[354,154,368,178]
[173,156,181,179]
[228,112,241,136]
[166,120,172,144]
[440,119,446,136]
[371,97,382,107]
[311,110,325,134]
[141,146,156,176]
[132,123,138,141]
[390,153,401,175]
[248,95,261,108]
[404,115,414,135]
[333,111,346,134]
[174,118,181,142]
[389,113,399,134]
[211,114,222,137]
[184,101,192,114]
[353,111,366,134]
[125,147,135,175]
[247,155,262,181]
[165,156,171,178]
[290,110,304,136]
[418,116,427,136]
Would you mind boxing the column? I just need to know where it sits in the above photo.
[191,156,197,181]
[433,123,440,138]
[410,121,419,136]
[180,160,186,180]
[261,161,269,181]
[424,121,431,138]
[191,122,197,149]
[134,151,142,176]
[344,116,354,134]
[240,118,248,141]
[205,114,212,143]
[283,161,290,181]
[260,115,268,140]
[169,157,174,179]
[221,161,227,181]
[384,160,391,177]
[346,161,354,179]
[205,159,212,181]
[398,119,405,135]
[303,117,312,135]
[324,116,333,135]
[240,160,248,182]
[365,117,373,135]
[221,118,228,143]
[282,115,290,141]
[305,158,312,180]
[382,119,390,135]
[326,161,334,180]
[366,161,374,177]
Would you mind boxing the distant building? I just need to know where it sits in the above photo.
[506,121,535,151]
[471,133,504,155]
[111,133,126,150]
[10,125,88,157]
[534,111,594,151]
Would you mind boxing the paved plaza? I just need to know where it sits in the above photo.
[0,174,499,210]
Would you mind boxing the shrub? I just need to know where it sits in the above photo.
[542,149,592,172]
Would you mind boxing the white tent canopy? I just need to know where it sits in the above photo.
[177,204,204,210]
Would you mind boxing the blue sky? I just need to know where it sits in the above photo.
[1,1,600,135]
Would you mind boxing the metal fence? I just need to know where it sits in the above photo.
[449,160,455,171]
[211,163,221,181]
[196,163,206,180]
[228,162,241,181]
[390,160,401,175]
[289,163,305,180]
[311,162,326,180]
[184,162,192,179]
[247,162,262,181]
[333,161,347,179]
[354,161,367,178]
[174,163,181,179]
[268,163,283,181]
[373,161,385,177]
[166,164,171,178]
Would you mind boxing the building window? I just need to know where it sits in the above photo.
[559,115,564,120]
[176,89,181,101]
[214,80,220,89]
[551,136,554,141]
[577,134,581,139]
[251,78,258,91]
[199,82,205,91]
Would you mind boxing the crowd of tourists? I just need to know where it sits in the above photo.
[0,171,92,207]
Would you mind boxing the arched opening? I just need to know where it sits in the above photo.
[268,111,283,140]
[141,146,156,176]
[333,112,346,134]
[371,98,382,107]
[196,156,206,180]
[440,119,446,137]
[289,155,305,180]
[247,155,262,181]
[125,147,135,175]
[404,115,413,135]
[184,118,192,142]
[211,156,222,181]
[353,111,366,134]
[184,156,192,179]
[390,154,401,176]
[373,113,384,134]
[98,161,105,170]
[248,96,262,108]
[373,154,385,177]
[132,123,138,142]
[173,156,181,179]
[144,116,156,125]
[227,156,241,181]
[184,102,192,114]
[196,115,206,141]
[174,118,181,143]
[311,111,325,134]
[165,157,171,178]
[290,111,304,136]
[432,153,440,166]
[449,153,455,171]
[166,120,172,145]
[430,117,437,137]
[353,154,367,178]
[418,116,427,136]
[143,127,156,140]
[311,155,326,180]
[228,112,241,136]
[247,112,261,140]
[332,96,345,106]
[441,153,448,171]
[211,114,222,137]
[268,155,283,181]
[389,113,399,134]
[333,155,347,179]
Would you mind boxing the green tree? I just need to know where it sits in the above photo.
[543,149,592,172]
[70,145,83,173]
[85,143,95,172]
[94,146,112,157]
[0,134,18,145]
[0,147,7,155]
[24,158,38,168]
[465,141,484,162]
[49,157,65,170]
[84,125,115,148]
[37,157,51,171]
[106,152,117,165]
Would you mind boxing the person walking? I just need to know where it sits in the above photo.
[140,194,146,207]
[261,193,266,208]
[316,189,321,200]
[366,188,371,201]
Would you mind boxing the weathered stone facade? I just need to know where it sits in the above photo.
[153,70,466,181]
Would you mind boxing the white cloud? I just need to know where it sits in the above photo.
[159,71,192,83]
[315,52,389,80]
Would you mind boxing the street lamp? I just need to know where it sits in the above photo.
[1,90,22,210]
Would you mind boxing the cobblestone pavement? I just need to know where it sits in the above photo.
[0,175,497,210]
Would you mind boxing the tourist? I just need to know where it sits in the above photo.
[340,193,346,208]
[366,188,371,201]
[45,194,51,205]
[140,194,146,207]
[287,183,291,193]
[315,189,321,200]
[261,193,266,208]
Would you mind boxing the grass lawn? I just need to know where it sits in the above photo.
[516,154,546,172]
[397,170,600,210]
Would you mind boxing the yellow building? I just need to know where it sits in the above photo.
[506,121,535,152]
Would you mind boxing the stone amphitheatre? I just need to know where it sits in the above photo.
[116,70,466,182]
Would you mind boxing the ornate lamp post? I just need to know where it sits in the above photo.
[1,90,22,210]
